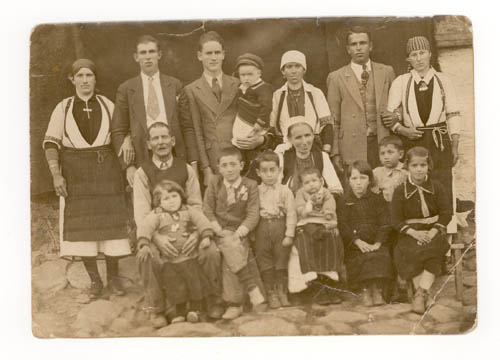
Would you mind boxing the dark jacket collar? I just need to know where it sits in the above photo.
[404,176,434,199]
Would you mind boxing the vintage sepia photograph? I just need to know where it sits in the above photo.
[30,15,476,338]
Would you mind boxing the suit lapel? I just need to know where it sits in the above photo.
[159,74,175,121]
[218,74,238,114]
[131,76,148,133]
[194,76,220,114]
[343,65,364,111]
[372,62,385,112]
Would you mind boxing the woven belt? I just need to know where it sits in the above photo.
[416,123,448,152]
[405,215,439,225]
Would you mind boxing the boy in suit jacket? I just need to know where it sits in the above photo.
[111,35,198,187]
[327,26,397,171]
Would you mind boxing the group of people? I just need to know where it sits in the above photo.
[43,26,462,327]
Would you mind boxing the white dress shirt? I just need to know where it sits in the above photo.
[350,59,372,83]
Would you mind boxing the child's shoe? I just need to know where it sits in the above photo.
[89,279,103,300]
[150,313,167,328]
[248,286,265,306]
[107,277,126,296]
[267,290,281,309]
[186,311,200,323]
[276,284,291,307]
[371,284,385,306]
[412,288,426,314]
[360,288,373,307]
[170,316,186,324]
[222,306,243,320]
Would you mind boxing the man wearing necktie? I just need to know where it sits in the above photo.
[180,31,267,187]
[327,26,396,171]
[111,35,198,188]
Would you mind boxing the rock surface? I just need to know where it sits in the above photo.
[157,322,223,337]
[237,317,300,336]
[32,260,69,293]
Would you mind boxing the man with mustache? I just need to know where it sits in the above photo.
[133,122,222,327]
[327,26,396,171]
[111,35,198,187]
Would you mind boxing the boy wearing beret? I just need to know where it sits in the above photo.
[232,53,274,176]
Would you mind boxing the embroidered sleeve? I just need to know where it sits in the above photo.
[441,75,462,136]
[43,100,65,150]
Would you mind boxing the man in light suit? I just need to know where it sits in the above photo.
[327,26,397,171]
[111,35,198,187]
[180,31,266,186]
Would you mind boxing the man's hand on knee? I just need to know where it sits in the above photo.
[182,232,199,256]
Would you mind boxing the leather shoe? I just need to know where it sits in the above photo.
[208,304,225,320]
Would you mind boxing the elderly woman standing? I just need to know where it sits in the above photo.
[43,59,131,299]
[385,36,461,215]
[276,122,344,304]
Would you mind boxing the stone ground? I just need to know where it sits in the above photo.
[31,46,477,338]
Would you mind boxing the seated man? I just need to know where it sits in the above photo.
[134,122,223,327]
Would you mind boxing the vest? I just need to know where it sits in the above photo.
[359,75,377,136]
[141,157,189,195]
[282,148,324,185]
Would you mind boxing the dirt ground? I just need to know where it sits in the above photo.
[31,46,477,338]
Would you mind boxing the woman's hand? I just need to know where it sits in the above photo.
[118,135,135,165]
[408,229,431,245]
[53,173,68,197]
[282,236,294,247]
[354,239,373,253]
[398,126,424,140]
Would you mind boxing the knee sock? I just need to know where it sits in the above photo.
[261,269,276,293]
[105,255,120,282]
[419,270,436,291]
[276,269,288,290]
[82,257,101,284]
[236,265,257,292]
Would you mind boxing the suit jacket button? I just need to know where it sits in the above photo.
[352,114,356,118]
[352,133,356,137]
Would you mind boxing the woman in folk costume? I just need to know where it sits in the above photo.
[43,59,131,299]
[269,50,334,154]
[275,122,344,304]
[386,36,461,226]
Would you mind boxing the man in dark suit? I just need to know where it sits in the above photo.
[327,26,397,171]
[111,35,198,187]
[180,31,266,186]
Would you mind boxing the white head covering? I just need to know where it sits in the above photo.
[280,50,307,71]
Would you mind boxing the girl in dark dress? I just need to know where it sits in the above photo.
[338,161,392,307]
[391,147,451,314]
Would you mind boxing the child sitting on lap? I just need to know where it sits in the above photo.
[136,180,215,324]
[294,167,344,305]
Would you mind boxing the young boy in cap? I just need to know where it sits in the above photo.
[232,53,274,174]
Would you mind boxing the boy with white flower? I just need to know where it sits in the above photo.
[203,147,265,319]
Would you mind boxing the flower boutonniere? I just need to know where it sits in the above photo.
[237,185,248,201]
